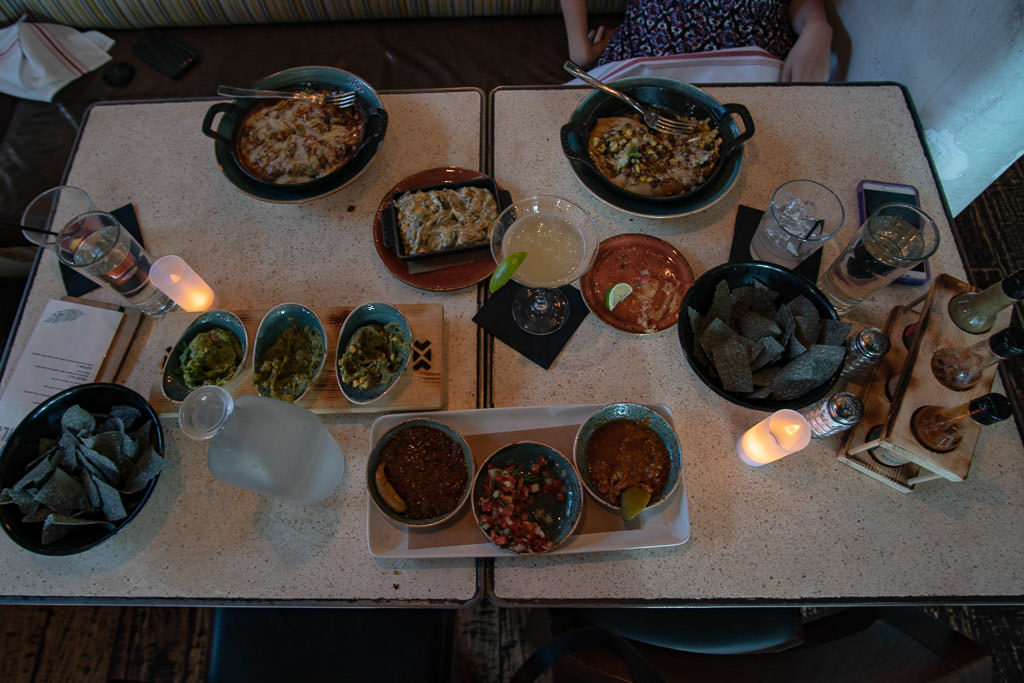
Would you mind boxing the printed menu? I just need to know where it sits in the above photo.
[0,299,123,446]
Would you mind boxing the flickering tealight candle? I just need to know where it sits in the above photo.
[150,255,215,312]
[736,409,811,466]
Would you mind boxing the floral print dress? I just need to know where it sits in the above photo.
[597,0,797,65]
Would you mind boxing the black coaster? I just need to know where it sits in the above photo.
[61,204,145,297]
[729,204,822,281]
[473,282,588,370]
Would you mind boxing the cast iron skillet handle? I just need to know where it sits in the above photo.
[365,109,389,142]
[560,122,591,164]
[497,189,513,211]
[380,202,395,249]
[200,102,237,147]
[719,103,755,146]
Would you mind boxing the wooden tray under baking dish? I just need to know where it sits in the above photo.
[147,303,444,417]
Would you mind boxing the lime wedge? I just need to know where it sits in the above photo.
[619,486,651,521]
[604,282,633,310]
[489,251,527,293]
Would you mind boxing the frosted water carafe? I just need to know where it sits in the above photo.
[179,385,345,504]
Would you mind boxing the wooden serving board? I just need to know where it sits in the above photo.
[841,274,1011,490]
[147,303,444,417]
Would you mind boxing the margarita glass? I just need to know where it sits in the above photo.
[489,196,599,335]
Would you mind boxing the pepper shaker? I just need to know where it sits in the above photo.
[840,327,891,379]
[799,392,864,438]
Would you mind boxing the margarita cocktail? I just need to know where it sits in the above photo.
[490,196,598,335]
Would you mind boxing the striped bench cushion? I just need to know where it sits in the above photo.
[0,1,626,29]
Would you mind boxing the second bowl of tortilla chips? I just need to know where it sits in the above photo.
[678,262,849,411]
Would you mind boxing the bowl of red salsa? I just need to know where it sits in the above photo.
[573,403,683,517]
[471,442,583,555]
[367,418,473,528]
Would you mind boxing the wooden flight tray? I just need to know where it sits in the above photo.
[366,404,691,559]
[148,303,444,417]
[839,274,1010,492]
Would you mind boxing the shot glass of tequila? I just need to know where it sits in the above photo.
[489,196,599,335]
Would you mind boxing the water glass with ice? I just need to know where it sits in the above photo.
[23,186,177,317]
[749,180,844,269]
[817,202,940,315]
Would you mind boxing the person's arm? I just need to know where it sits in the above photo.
[782,0,833,81]
[560,0,615,67]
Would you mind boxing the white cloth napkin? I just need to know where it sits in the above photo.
[567,46,783,85]
[0,16,113,102]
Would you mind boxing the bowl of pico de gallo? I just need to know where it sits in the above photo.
[471,442,583,555]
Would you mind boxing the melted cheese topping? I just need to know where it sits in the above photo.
[236,93,365,184]
[394,186,497,255]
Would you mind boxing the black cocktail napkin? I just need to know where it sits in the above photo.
[473,282,588,369]
[729,204,822,281]
[61,204,144,297]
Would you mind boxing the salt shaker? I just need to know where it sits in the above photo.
[840,327,891,379]
[799,392,864,438]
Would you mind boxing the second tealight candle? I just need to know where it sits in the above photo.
[737,409,811,466]
[150,255,215,312]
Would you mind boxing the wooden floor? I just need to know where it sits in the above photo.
[0,605,210,682]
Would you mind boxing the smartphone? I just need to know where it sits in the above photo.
[857,180,929,286]
[131,31,197,79]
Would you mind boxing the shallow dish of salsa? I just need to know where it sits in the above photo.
[472,442,583,555]
[367,418,473,528]
[573,403,682,516]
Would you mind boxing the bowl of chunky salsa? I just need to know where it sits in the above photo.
[472,442,583,555]
[573,403,682,518]
[367,418,473,528]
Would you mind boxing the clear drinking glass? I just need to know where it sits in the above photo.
[749,179,844,269]
[489,196,599,335]
[23,185,177,317]
[817,202,940,315]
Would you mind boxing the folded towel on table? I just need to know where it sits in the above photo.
[0,16,113,102]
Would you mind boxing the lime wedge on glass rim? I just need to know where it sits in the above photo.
[489,251,527,293]
[604,282,633,310]
[619,486,651,521]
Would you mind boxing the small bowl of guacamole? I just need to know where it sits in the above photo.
[252,303,327,403]
[336,302,412,405]
[162,310,248,402]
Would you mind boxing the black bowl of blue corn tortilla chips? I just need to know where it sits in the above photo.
[0,383,164,555]
[678,262,850,411]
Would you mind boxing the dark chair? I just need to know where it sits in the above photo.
[206,607,454,683]
[514,607,992,683]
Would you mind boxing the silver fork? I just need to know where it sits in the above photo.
[563,61,699,136]
[216,86,357,108]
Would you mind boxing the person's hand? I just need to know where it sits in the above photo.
[781,19,832,82]
[571,25,617,67]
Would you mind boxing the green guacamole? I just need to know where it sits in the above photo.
[254,325,324,402]
[179,328,243,390]
[339,322,411,391]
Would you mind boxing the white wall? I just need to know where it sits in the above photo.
[831,0,1024,216]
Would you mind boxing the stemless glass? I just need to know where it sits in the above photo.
[817,202,940,315]
[489,196,599,335]
[22,185,176,317]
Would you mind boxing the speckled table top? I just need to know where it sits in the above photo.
[487,84,1024,605]
[2,85,1022,608]
[0,90,486,605]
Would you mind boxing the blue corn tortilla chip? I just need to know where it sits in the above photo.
[737,310,782,342]
[786,294,818,319]
[793,315,822,349]
[770,345,846,400]
[711,336,754,393]
[60,404,95,436]
[819,319,853,346]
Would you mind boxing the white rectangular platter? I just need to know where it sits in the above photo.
[367,404,690,558]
